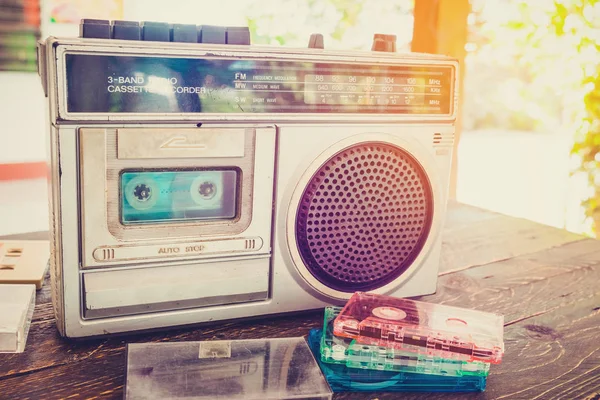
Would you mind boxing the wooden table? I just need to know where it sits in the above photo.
[1,202,599,399]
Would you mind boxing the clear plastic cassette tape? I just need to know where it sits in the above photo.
[124,337,332,400]
[333,292,504,364]
[321,306,490,377]
[121,169,238,224]
[308,329,486,393]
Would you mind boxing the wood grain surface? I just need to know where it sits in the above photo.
[1,202,598,400]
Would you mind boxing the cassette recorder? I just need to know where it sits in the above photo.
[38,20,458,337]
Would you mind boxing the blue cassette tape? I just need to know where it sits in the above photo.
[308,329,487,393]
[121,170,238,224]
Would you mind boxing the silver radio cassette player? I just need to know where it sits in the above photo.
[38,20,458,337]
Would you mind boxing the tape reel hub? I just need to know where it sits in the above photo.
[295,142,433,292]
[133,183,152,202]
[198,181,217,200]
[124,176,159,211]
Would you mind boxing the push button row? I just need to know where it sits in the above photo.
[79,19,250,45]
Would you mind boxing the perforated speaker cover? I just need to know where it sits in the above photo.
[295,142,433,292]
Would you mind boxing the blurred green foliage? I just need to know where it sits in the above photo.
[470,0,598,230]
[465,0,573,131]
[243,0,414,51]
[533,0,599,230]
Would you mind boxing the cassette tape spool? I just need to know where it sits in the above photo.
[333,292,504,364]
[320,307,490,377]
[308,329,486,393]
[121,170,238,224]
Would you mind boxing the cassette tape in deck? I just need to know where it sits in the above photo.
[121,170,237,224]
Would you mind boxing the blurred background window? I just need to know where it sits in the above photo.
[0,0,598,238]
[460,0,599,235]
[0,0,41,72]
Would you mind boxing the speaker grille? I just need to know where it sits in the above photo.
[295,142,433,292]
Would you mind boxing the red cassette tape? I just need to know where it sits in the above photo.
[333,292,504,364]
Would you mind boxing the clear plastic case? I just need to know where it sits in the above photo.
[334,292,504,363]
[124,337,333,400]
[309,329,486,393]
[321,306,490,376]
[0,284,35,353]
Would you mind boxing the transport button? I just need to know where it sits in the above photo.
[142,21,170,42]
[226,27,250,45]
[200,25,226,44]
[112,20,141,40]
[80,19,110,39]
[172,24,198,43]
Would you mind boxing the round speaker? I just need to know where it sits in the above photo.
[294,142,433,292]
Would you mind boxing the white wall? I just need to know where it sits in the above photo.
[0,9,79,165]
[455,129,583,232]
[0,72,47,163]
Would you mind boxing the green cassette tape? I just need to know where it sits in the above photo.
[320,306,490,378]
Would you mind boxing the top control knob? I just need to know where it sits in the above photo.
[308,33,324,49]
[371,34,396,52]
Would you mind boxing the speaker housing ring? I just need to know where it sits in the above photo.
[285,132,445,300]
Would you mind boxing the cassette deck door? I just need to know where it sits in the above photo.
[78,126,276,269]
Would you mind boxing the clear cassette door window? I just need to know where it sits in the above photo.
[120,170,238,224]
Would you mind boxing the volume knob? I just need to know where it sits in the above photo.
[372,33,396,52]
[308,33,324,49]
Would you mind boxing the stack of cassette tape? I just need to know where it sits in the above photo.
[308,292,504,392]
